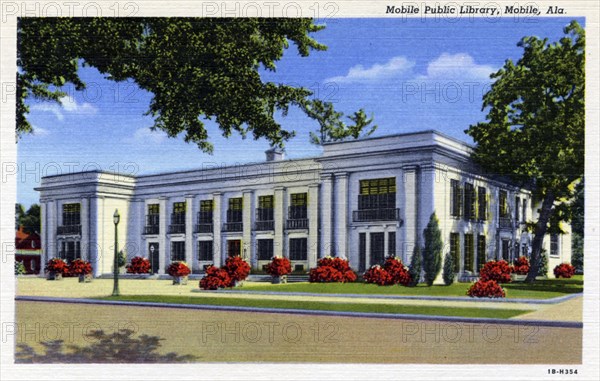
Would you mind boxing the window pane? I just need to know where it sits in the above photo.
[289,238,307,261]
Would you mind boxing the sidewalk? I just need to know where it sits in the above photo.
[512,295,583,322]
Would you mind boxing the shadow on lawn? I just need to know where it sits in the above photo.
[504,277,583,295]
[15,329,198,363]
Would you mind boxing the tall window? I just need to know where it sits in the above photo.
[450,233,460,273]
[450,180,462,217]
[464,233,474,272]
[257,239,274,260]
[145,204,160,234]
[388,231,396,257]
[515,197,521,222]
[499,190,508,218]
[289,193,308,219]
[464,183,476,220]
[199,200,213,223]
[198,241,213,261]
[522,199,528,223]
[172,202,186,225]
[550,234,560,257]
[228,197,243,222]
[501,239,510,261]
[60,241,81,262]
[289,238,308,261]
[62,203,81,226]
[477,187,487,220]
[477,234,486,270]
[358,177,396,209]
[171,241,185,261]
[257,195,274,221]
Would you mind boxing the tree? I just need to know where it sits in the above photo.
[408,245,422,287]
[422,213,443,286]
[302,99,377,145]
[465,21,584,283]
[16,203,41,234]
[442,253,455,286]
[17,18,328,152]
[570,179,584,272]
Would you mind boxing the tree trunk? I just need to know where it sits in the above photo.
[525,190,555,283]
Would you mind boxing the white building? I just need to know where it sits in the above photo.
[36,130,571,281]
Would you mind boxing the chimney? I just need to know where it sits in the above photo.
[265,147,285,162]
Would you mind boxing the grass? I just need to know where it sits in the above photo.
[239,275,583,300]
[97,295,530,319]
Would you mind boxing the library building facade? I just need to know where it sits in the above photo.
[36,130,571,281]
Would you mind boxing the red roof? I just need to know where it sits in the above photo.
[16,226,41,252]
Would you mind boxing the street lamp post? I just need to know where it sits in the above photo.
[112,209,120,296]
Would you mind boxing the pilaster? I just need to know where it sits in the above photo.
[308,184,320,269]
[320,174,333,258]
[334,172,348,258]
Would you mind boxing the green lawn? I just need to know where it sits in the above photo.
[240,275,583,300]
[98,295,530,319]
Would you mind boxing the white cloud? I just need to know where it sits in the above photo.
[326,56,415,83]
[31,126,50,136]
[30,96,98,120]
[127,127,168,144]
[417,53,495,81]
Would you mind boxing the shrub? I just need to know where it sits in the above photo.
[309,266,344,283]
[167,261,191,277]
[199,266,231,290]
[422,213,443,286]
[479,260,512,283]
[45,258,68,275]
[442,252,455,286]
[512,256,530,275]
[69,259,92,275]
[467,280,506,298]
[408,246,422,286]
[15,261,26,275]
[266,256,292,277]
[126,256,151,274]
[117,250,127,268]
[538,249,549,276]
[383,256,411,286]
[308,256,356,283]
[223,256,251,284]
[363,265,393,286]
[553,263,576,279]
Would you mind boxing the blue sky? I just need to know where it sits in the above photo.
[17,17,582,206]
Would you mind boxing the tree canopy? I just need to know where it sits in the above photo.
[17,18,331,152]
[465,20,584,282]
[16,203,41,234]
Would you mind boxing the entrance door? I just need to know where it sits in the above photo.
[227,240,241,257]
[149,243,159,274]
[370,233,385,266]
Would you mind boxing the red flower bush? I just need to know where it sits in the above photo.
[467,280,506,298]
[308,257,356,283]
[511,256,530,275]
[383,256,412,286]
[167,261,191,277]
[45,258,68,275]
[553,263,576,279]
[223,256,251,284]
[68,259,92,275]
[199,265,232,290]
[266,256,292,277]
[126,256,151,274]
[363,265,393,286]
[479,260,512,283]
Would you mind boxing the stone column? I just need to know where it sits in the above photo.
[212,192,222,267]
[185,195,194,267]
[80,197,89,261]
[242,190,254,263]
[320,174,333,258]
[39,201,47,276]
[274,187,285,258]
[308,184,320,269]
[403,165,418,262]
[47,200,57,260]
[88,196,100,277]
[158,197,167,274]
[334,172,348,258]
